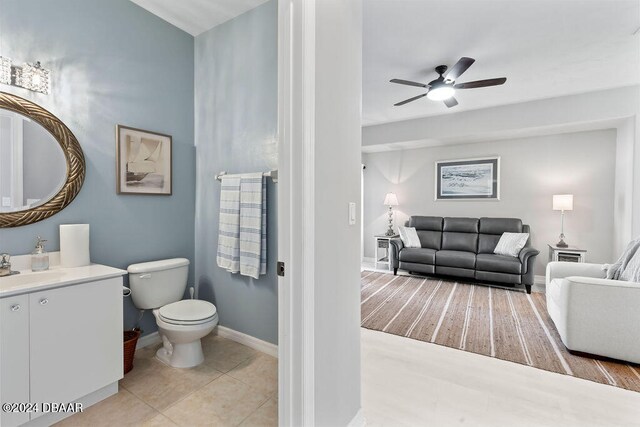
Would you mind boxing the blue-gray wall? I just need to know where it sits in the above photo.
[0,0,195,335]
[194,0,278,344]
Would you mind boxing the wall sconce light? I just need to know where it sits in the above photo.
[0,56,51,95]
[0,56,11,85]
[13,61,50,94]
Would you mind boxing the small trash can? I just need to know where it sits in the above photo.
[123,329,141,374]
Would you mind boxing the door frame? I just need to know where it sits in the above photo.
[277,0,316,425]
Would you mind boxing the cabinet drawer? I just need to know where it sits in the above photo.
[377,240,389,249]
[557,253,581,262]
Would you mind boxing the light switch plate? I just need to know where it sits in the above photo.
[348,202,356,225]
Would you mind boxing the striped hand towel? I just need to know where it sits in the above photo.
[239,173,267,279]
[216,175,241,273]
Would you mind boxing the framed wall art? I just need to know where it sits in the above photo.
[116,125,172,195]
[435,157,500,200]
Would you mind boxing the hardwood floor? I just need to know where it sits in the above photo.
[361,328,640,427]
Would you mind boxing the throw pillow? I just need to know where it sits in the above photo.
[494,232,529,257]
[619,246,640,283]
[604,237,640,280]
[398,226,421,248]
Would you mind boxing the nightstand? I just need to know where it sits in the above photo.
[374,234,399,271]
[548,244,587,263]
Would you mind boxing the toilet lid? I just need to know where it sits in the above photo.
[158,300,217,323]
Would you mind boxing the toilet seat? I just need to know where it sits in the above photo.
[158,300,217,325]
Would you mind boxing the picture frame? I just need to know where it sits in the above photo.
[435,156,500,200]
[116,125,172,195]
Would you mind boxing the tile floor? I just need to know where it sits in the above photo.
[56,333,277,426]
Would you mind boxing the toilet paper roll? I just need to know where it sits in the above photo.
[60,224,90,268]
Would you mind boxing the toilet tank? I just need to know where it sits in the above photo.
[127,258,189,309]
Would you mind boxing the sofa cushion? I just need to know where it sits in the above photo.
[409,216,443,231]
[416,230,442,250]
[399,262,435,275]
[436,265,475,279]
[479,218,523,234]
[436,250,476,269]
[475,270,521,285]
[408,217,443,249]
[478,234,501,254]
[480,233,531,254]
[442,232,478,252]
[443,217,479,233]
[476,253,522,274]
[399,248,436,265]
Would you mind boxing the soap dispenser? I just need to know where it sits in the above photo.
[31,236,50,272]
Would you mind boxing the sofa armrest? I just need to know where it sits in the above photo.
[551,276,640,363]
[389,238,403,268]
[563,276,640,289]
[519,247,539,274]
[546,262,605,285]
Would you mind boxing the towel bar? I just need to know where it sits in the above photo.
[215,170,278,183]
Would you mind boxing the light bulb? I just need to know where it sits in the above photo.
[427,85,455,101]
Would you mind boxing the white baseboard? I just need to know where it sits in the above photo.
[348,409,367,427]
[136,328,278,358]
[216,325,278,358]
[534,275,545,285]
[136,331,161,349]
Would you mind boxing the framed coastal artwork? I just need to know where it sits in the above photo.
[435,157,500,200]
[116,125,172,195]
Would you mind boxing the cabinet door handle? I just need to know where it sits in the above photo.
[39,298,49,305]
[10,304,21,311]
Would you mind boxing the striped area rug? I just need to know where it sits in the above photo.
[361,271,640,393]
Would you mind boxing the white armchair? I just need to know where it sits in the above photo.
[546,262,640,364]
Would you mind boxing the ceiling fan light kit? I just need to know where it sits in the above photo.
[390,57,506,108]
[426,84,454,101]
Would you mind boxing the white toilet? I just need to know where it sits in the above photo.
[127,258,218,368]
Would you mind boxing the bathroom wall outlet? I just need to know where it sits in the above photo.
[1,197,10,207]
[348,202,357,225]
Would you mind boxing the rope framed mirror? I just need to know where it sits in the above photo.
[0,91,85,227]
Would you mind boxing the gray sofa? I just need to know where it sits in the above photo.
[390,216,539,293]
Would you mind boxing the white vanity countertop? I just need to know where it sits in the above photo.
[0,252,126,297]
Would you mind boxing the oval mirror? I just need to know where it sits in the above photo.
[0,92,85,227]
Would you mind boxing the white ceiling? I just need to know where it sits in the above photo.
[130,0,269,36]
[363,0,640,126]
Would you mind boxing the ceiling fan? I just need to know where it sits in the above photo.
[390,57,506,108]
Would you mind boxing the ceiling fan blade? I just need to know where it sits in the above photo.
[394,93,428,106]
[454,77,506,89]
[443,97,458,108]
[445,57,475,81]
[390,78,427,88]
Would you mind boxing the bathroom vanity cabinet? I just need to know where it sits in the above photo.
[0,265,125,427]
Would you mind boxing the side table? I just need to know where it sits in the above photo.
[374,234,399,271]
[548,244,587,263]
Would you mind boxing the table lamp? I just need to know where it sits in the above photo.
[553,194,573,248]
[384,193,399,236]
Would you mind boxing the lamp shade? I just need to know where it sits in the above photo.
[553,194,573,211]
[384,192,399,206]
